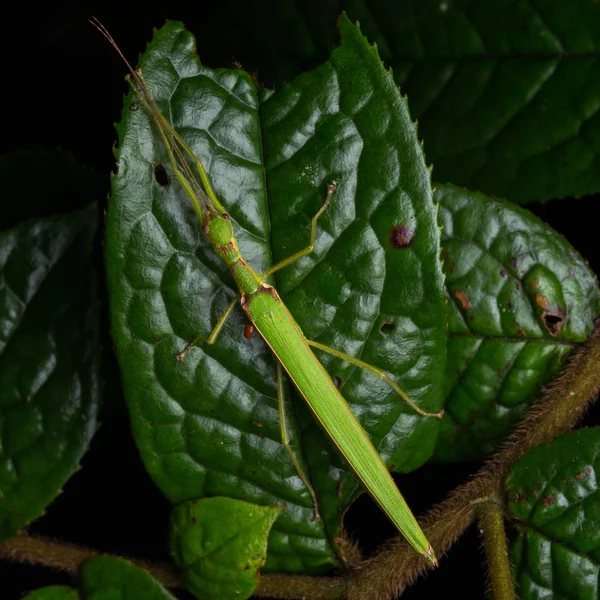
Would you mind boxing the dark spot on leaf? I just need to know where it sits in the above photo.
[154,164,170,187]
[337,482,344,499]
[541,309,565,336]
[332,376,343,390]
[453,290,471,310]
[499,269,508,278]
[541,495,556,507]
[568,267,574,277]
[379,321,396,334]
[507,300,514,311]
[130,103,138,111]
[154,336,161,342]
[529,277,539,290]
[252,420,262,428]
[244,564,251,570]
[593,317,600,335]
[511,257,519,269]
[191,517,197,524]
[389,225,414,249]
[389,464,396,471]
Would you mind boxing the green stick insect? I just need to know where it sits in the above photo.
[92,18,442,566]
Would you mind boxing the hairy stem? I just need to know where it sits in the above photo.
[1,336,599,600]
[0,533,346,599]
[345,334,600,600]
[478,498,516,600]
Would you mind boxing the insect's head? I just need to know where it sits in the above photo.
[202,212,234,246]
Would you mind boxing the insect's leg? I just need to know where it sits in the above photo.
[261,182,337,279]
[174,295,239,361]
[306,339,444,419]
[277,363,321,522]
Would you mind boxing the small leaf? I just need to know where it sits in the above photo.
[0,198,101,539]
[80,556,176,600]
[170,497,282,600]
[23,587,79,600]
[433,184,600,462]
[107,16,445,572]
[505,428,600,599]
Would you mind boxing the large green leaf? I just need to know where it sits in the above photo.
[434,184,600,462]
[216,0,600,203]
[170,497,282,599]
[0,203,100,540]
[505,428,600,599]
[80,556,176,600]
[106,16,445,573]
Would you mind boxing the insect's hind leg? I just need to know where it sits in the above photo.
[261,182,337,279]
[276,363,321,522]
[306,339,444,419]
[174,295,239,361]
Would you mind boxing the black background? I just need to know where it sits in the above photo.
[1,2,599,599]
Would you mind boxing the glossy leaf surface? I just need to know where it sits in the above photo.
[170,497,282,600]
[506,428,600,599]
[106,17,445,572]
[0,199,100,540]
[215,0,600,203]
[434,184,600,462]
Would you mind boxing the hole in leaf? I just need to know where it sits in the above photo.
[541,310,565,336]
[154,164,170,187]
[379,321,396,335]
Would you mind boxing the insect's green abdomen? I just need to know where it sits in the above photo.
[242,285,431,559]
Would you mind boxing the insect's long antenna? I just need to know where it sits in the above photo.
[90,17,219,221]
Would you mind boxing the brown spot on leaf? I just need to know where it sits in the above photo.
[252,420,262,428]
[337,482,344,499]
[535,294,548,308]
[389,225,414,249]
[244,324,255,339]
[499,269,508,278]
[511,257,519,269]
[388,464,396,471]
[191,516,197,524]
[574,467,592,480]
[529,277,540,290]
[453,290,471,310]
[541,495,556,507]
[568,267,574,277]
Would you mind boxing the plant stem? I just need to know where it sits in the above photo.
[0,533,346,599]
[1,335,599,600]
[345,333,600,600]
[478,498,516,600]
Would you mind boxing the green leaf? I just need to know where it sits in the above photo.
[217,0,600,203]
[80,556,176,600]
[106,16,445,572]
[505,428,600,599]
[0,202,100,540]
[433,184,600,462]
[23,587,79,600]
[170,497,282,600]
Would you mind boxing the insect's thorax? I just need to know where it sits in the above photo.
[203,214,263,296]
